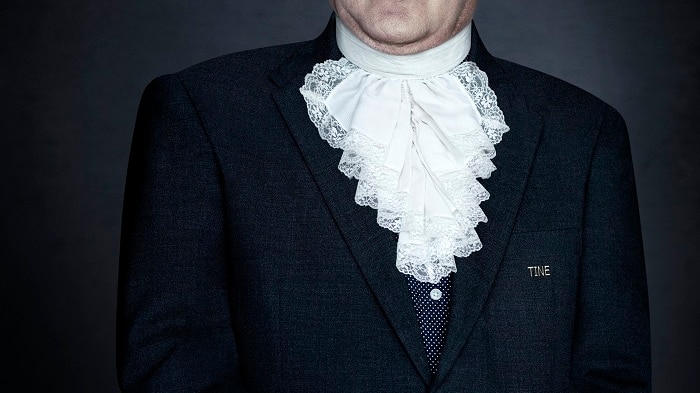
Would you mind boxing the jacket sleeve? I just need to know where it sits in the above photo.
[117,75,246,392]
[570,106,651,392]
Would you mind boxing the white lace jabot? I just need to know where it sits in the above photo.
[299,18,509,283]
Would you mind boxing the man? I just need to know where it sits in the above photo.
[118,1,651,391]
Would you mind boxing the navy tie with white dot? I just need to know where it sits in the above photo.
[406,274,452,375]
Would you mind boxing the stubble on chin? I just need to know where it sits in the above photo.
[340,12,438,55]
[332,0,474,55]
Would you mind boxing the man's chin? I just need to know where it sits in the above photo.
[363,22,430,50]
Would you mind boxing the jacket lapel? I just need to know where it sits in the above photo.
[270,19,433,384]
[431,25,545,389]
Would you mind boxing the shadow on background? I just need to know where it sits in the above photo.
[1,1,697,391]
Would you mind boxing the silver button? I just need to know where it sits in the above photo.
[430,288,442,301]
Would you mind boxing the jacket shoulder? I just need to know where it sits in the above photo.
[493,57,620,121]
[174,41,309,92]
[137,41,311,107]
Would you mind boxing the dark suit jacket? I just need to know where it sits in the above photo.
[118,18,651,393]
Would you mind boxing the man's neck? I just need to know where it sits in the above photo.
[335,16,472,79]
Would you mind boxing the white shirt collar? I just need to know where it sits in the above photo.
[335,16,472,79]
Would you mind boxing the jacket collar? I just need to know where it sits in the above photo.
[271,17,543,387]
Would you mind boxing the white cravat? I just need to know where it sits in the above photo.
[299,18,509,284]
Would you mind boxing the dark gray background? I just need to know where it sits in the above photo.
[1,1,697,392]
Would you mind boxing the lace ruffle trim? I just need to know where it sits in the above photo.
[299,58,509,283]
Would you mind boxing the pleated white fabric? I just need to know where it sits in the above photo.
[299,18,509,283]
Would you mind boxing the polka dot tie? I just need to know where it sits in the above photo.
[406,274,452,375]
